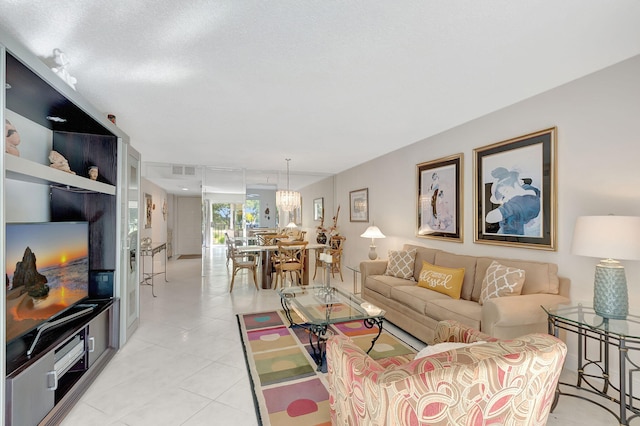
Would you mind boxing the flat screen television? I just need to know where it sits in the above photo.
[5,221,89,343]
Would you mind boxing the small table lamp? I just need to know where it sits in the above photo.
[360,225,385,260]
[571,215,640,319]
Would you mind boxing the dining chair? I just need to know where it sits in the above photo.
[272,240,309,289]
[225,232,235,267]
[312,249,324,281]
[328,235,346,281]
[256,233,286,246]
[229,247,259,292]
[280,228,307,241]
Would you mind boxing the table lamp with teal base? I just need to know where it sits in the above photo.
[572,215,640,320]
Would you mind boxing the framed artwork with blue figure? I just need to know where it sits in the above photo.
[473,128,557,250]
[416,153,463,242]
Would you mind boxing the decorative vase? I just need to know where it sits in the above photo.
[316,232,327,244]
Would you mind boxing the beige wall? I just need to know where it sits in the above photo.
[140,177,168,245]
[176,196,203,256]
[300,175,336,241]
[302,54,640,372]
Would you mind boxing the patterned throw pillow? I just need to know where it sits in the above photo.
[384,249,417,280]
[479,260,526,305]
[417,261,465,299]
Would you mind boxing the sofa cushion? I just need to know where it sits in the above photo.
[425,298,482,330]
[434,251,478,300]
[475,257,559,298]
[384,249,417,280]
[389,285,450,315]
[403,244,440,280]
[417,261,465,299]
[365,274,413,298]
[479,260,526,305]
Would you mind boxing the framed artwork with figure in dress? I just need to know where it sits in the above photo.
[473,127,557,250]
[416,154,463,242]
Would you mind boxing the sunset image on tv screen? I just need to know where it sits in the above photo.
[5,222,89,342]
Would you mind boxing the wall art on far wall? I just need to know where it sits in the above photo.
[313,197,324,221]
[473,127,557,250]
[349,188,369,222]
[417,153,463,242]
[145,193,152,229]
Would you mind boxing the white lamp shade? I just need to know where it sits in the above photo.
[572,215,640,261]
[361,226,386,239]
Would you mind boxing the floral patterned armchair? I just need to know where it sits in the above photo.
[326,320,566,426]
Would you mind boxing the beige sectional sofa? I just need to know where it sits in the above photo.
[360,244,570,342]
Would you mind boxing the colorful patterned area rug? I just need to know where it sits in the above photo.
[237,310,418,426]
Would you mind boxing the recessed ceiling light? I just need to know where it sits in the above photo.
[46,116,67,123]
[181,187,189,191]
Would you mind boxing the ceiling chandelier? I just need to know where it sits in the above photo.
[276,158,301,212]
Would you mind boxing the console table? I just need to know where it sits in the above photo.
[544,304,640,425]
[140,242,168,297]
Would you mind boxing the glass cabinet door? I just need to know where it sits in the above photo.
[121,143,141,344]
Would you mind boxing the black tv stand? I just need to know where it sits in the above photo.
[26,305,95,357]
[6,299,119,426]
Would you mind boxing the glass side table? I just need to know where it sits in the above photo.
[543,304,640,425]
[345,265,361,294]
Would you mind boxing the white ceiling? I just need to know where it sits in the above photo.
[2,1,640,195]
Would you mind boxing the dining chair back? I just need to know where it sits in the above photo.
[225,232,234,266]
[328,235,346,281]
[257,233,286,246]
[273,240,309,289]
[229,247,259,292]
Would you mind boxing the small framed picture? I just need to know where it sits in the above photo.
[473,127,557,250]
[144,193,153,229]
[313,197,324,221]
[417,153,463,242]
[349,188,369,222]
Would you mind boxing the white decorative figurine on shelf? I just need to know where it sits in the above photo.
[49,150,76,174]
[51,48,77,90]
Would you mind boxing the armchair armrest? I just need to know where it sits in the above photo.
[433,319,496,344]
[482,293,570,338]
[326,335,386,425]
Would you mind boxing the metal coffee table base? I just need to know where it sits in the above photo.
[281,298,384,371]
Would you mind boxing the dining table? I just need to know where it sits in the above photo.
[237,242,328,289]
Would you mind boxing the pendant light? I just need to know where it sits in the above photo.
[276,158,301,212]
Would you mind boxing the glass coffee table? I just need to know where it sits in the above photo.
[278,285,385,371]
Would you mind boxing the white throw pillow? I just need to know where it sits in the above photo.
[384,249,417,280]
[414,341,486,359]
[479,260,526,305]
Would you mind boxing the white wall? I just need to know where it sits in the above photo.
[140,178,168,245]
[300,176,336,241]
[246,187,277,228]
[139,178,169,281]
[176,196,202,256]
[302,55,640,373]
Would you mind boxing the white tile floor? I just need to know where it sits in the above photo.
[59,246,620,425]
